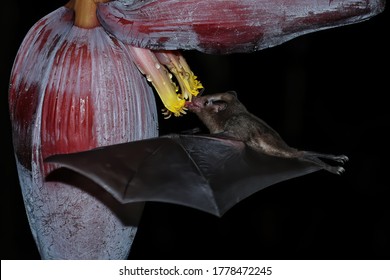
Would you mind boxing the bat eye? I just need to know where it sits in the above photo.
[204,100,210,106]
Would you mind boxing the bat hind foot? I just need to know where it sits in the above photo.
[326,165,345,175]
[300,151,348,175]
[333,155,349,164]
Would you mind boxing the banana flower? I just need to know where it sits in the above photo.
[8,0,384,259]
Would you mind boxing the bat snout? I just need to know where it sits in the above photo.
[185,98,204,112]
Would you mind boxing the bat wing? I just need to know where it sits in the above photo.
[45,134,321,217]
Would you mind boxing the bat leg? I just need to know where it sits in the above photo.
[299,151,348,175]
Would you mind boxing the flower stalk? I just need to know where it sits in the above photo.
[65,0,108,29]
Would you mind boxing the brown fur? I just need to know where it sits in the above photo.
[187,91,348,174]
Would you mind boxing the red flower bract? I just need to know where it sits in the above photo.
[97,0,385,54]
[9,6,157,259]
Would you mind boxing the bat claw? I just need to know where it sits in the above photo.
[335,166,345,175]
[335,155,349,164]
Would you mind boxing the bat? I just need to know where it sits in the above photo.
[45,91,348,217]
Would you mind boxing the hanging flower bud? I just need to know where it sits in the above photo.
[9,1,158,259]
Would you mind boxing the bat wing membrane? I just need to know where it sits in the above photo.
[46,134,321,217]
[169,134,321,216]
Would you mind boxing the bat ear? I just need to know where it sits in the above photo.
[226,90,237,98]
[198,88,205,96]
[212,102,227,113]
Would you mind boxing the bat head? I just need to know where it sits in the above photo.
[186,91,237,113]
[186,91,246,134]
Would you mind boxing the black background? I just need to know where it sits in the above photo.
[1,1,389,259]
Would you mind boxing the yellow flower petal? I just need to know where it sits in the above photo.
[129,46,203,118]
